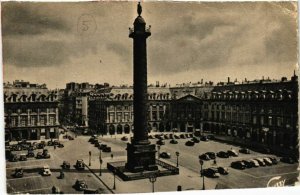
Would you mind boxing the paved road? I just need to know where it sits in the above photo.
[6,136,109,194]
[97,134,299,189]
[6,133,299,193]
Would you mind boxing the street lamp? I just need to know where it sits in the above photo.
[175,151,180,167]
[157,145,161,159]
[99,149,102,176]
[148,173,157,193]
[89,151,92,166]
[199,159,205,190]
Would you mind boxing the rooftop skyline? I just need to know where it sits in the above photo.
[2,1,298,89]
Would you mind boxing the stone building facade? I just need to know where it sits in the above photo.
[4,80,60,141]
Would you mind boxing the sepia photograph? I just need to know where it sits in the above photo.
[1,0,299,194]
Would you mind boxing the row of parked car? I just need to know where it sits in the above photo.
[202,167,229,178]
[231,157,278,170]
[8,139,64,152]
[89,135,112,152]
[8,149,51,162]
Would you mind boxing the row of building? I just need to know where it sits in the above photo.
[3,74,298,156]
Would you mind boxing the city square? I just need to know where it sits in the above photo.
[5,128,299,193]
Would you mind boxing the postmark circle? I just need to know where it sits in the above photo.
[77,14,97,36]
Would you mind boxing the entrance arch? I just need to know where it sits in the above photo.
[109,125,115,135]
[117,125,123,134]
[124,124,130,134]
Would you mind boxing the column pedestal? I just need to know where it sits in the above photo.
[125,143,158,172]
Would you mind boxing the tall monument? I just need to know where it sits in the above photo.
[125,2,158,172]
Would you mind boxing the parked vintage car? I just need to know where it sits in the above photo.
[75,180,88,191]
[13,168,24,178]
[202,168,220,178]
[185,140,195,146]
[41,166,52,176]
[76,159,85,170]
[231,161,246,170]
[160,152,171,159]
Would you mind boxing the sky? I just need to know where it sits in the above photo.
[1,1,298,89]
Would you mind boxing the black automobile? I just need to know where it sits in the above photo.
[191,137,200,143]
[76,159,85,170]
[11,145,22,151]
[58,143,64,148]
[13,168,24,178]
[202,168,220,178]
[48,140,54,146]
[263,158,273,166]
[180,134,186,139]
[94,141,100,147]
[9,154,18,162]
[43,149,50,158]
[231,161,246,170]
[36,152,44,159]
[255,158,266,166]
[280,157,295,164]
[160,152,171,159]
[62,161,71,169]
[89,137,95,143]
[103,146,112,153]
[217,167,229,175]
[207,135,215,140]
[227,149,238,157]
[200,136,208,141]
[206,152,216,159]
[174,135,180,139]
[155,134,162,139]
[156,140,165,145]
[19,154,27,161]
[99,144,107,150]
[217,151,229,158]
[75,179,88,191]
[53,140,60,146]
[239,148,251,154]
[268,157,278,165]
[241,160,253,168]
[121,136,128,141]
[36,143,45,149]
[68,136,74,140]
[185,140,195,146]
[163,134,169,139]
[148,135,154,139]
[199,154,210,161]
[170,139,178,144]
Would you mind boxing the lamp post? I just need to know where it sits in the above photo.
[157,145,161,159]
[99,149,102,176]
[149,173,157,193]
[175,151,180,167]
[199,159,205,190]
[89,151,91,166]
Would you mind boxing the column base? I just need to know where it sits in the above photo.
[125,143,158,173]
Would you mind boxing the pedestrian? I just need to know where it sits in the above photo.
[54,145,56,150]
[111,154,114,159]
[213,159,217,165]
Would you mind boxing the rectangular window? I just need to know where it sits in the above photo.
[49,116,55,125]
[260,116,264,125]
[152,111,157,120]
[117,112,122,122]
[31,116,37,126]
[40,116,46,125]
[20,116,27,126]
[109,113,115,123]
[253,116,257,124]
[268,116,272,126]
